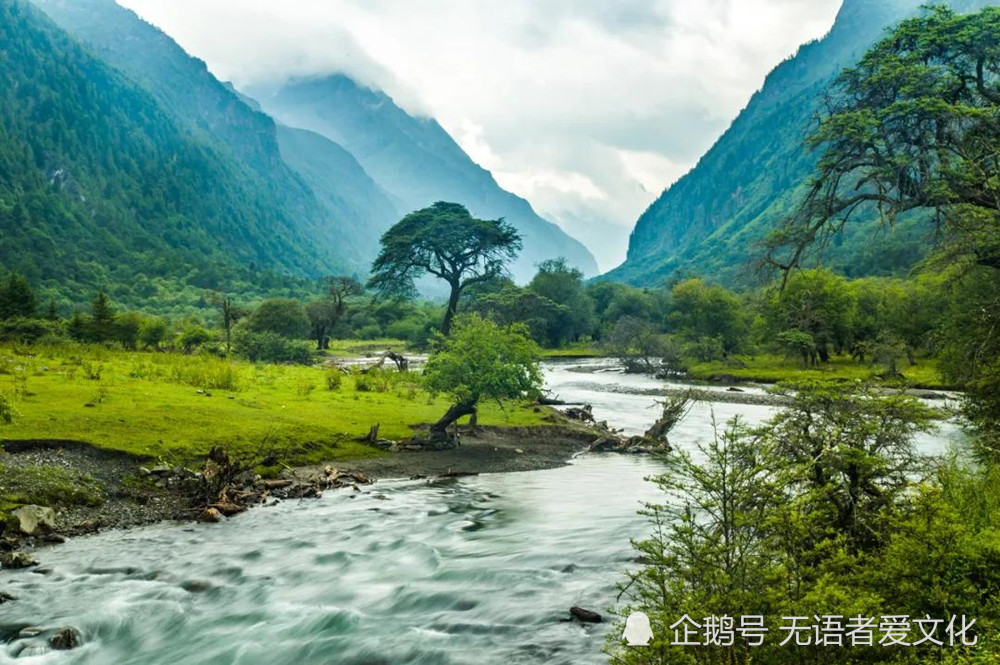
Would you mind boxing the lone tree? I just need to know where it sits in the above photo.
[423,315,541,442]
[307,276,363,350]
[368,202,522,336]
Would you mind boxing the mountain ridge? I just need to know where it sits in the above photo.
[248,75,600,281]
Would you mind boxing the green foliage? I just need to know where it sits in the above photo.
[0,393,19,424]
[668,278,749,356]
[88,291,116,343]
[138,316,168,350]
[231,327,313,365]
[0,273,37,320]
[612,382,992,665]
[766,269,854,362]
[424,315,542,409]
[0,0,343,310]
[246,298,311,340]
[0,317,61,344]
[368,202,522,335]
[526,259,596,346]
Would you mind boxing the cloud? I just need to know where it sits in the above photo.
[118,0,842,270]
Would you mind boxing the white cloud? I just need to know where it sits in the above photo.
[118,0,842,270]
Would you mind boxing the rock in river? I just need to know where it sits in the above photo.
[50,627,82,650]
[569,606,603,623]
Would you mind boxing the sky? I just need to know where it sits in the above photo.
[118,0,843,271]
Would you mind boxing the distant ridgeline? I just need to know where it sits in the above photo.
[605,0,1000,289]
[0,0,596,311]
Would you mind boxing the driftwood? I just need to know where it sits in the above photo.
[438,470,479,479]
[359,351,410,373]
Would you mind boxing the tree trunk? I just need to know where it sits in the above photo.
[441,281,462,337]
[430,402,477,440]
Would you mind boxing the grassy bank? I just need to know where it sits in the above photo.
[687,353,950,388]
[0,344,549,467]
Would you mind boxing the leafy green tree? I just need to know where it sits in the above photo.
[0,272,37,320]
[232,326,313,364]
[307,277,363,349]
[766,6,1000,452]
[765,381,933,552]
[467,283,565,345]
[246,298,310,340]
[138,317,168,350]
[88,290,116,343]
[113,312,144,350]
[766,269,854,362]
[527,258,595,346]
[612,417,782,665]
[209,294,247,354]
[423,315,541,441]
[368,202,522,336]
[604,316,677,374]
[766,5,1000,274]
[668,278,748,357]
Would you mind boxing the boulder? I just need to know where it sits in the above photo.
[198,507,223,523]
[50,627,82,650]
[569,607,603,623]
[12,505,56,535]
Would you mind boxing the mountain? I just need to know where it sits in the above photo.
[248,75,600,281]
[274,125,400,260]
[606,0,1000,287]
[0,0,349,307]
[31,0,399,273]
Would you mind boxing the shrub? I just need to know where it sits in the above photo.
[325,370,344,391]
[232,329,313,365]
[0,317,61,344]
[0,394,18,424]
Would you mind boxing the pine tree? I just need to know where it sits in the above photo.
[0,272,37,320]
[89,291,115,342]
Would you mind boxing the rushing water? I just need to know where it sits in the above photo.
[0,361,965,664]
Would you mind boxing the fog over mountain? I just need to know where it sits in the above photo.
[115,0,843,270]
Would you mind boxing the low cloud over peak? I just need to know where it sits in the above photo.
[118,0,842,271]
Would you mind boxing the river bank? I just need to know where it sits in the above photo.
[0,422,599,558]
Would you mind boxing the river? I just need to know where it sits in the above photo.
[0,360,964,664]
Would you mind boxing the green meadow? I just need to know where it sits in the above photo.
[0,344,548,467]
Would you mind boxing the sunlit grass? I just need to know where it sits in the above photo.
[0,344,548,466]
[687,353,950,388]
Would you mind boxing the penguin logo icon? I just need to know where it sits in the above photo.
[623,611,654,646]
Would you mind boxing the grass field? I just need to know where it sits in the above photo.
[0,344,548,466]
[687,353,950,388]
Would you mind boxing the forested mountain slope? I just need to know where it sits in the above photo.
[249,75,600,282]
[606,0,1000,287]
[0,0,338,306]
[31,0,399,273]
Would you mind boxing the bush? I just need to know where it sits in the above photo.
[0,317,61,344]
[232,328,313,364]
[0,394,19,424]
[325,370,344,391]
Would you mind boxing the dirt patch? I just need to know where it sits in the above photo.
[0,440,188,549]
[300,425,597,480]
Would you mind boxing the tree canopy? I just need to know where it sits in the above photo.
[766,5,1000,273]
[368,202,522,336]
[422,315,541,440]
